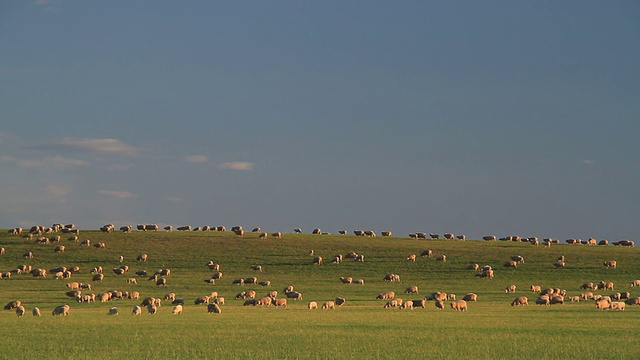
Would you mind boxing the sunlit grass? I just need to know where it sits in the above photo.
[0,229,638,359]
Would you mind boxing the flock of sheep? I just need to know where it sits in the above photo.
[2,223,639,318]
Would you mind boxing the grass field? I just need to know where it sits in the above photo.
[0,229,638,359]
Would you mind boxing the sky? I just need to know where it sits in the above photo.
[1,1,639,241]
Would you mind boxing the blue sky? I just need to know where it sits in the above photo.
[1,1,639,240]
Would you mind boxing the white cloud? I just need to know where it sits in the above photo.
[219,161,254,171]
[46,184,71,197]
[184,155,208,163]
[582,160,595,165]
[1,155,90,168]
[105,163,134,171]
[29,138,139,155]
[165,196,184,202]
[98,190,135,198]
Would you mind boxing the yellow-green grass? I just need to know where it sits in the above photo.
[0,230,638,359]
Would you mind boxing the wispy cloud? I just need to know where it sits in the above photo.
[47,184,71,197]
[165,196,184,202]
[582,160,595,165]
[1,155,90,168]
[29,138,139,155]
[184,155,208,163]
[105,163,134,171]
[98,190,135,198]
[219,161,254,171]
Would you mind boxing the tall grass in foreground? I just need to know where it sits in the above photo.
[0,230,639,359]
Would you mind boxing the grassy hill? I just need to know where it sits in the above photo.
[0,229,638,359]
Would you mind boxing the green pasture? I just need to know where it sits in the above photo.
[0,229,638,359]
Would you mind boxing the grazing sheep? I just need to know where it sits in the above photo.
[505,285,517,293]
[467,263,480,271]
[172,305,183,315]
[285,291,303,300]
[245,277,258,285]
[32,307,41,317]
[406,254,416,262]
[172,298,185,306]
[4,300,22,311]
[211,272,223,280]
[376,291,395,300]
[251,265,263,272]
[52,304,70,316]
[137,253,148,262]
[258,281,271,287]
[195,296,211,305]
[625,297,640,306]
[404,286,419,294]
[504,261,518,268]
[255,297,271,306]
[108,307,119,315]
[595,299,611,310]
[450,300,468,311]
[354,279,365,285]
[610,301,626,310]
[427,292,447,301]
[156,277,167,286]
[581,292,594,300]
[232,278,245,286]
[436,255,447,262]
[604,260,617,268]
[462,293,478,302]
[401,301,414,310]
[214,297,225,306]
[93,273,104,282]
[447,293,457,300]
[420,249,433,258]
[322,301,336,310]
[335,297,346,307]
[553,260,565,268]
[580,282,597,290]
[536,296,550,306]
[383,298,403,308]
[434,300,444,310]
[127,278,137,284]
[383,273,401,282]
[242,298,256,306]
[412,299,426,308]
[15,306,26,317]
[308,301,318,310]
[475,269,494,278]
[208,303,222,313]
[132,305,142,315]
[313,256,323,265]
[598,281,615,291]
[511,296,529,306]
[272,298,288,307]
[147,304,158,314]
[530,285,541,292]
[569,296,580,302]
[550,295,564,305]
[630,280,640,287]
[205,261,220,271]
[340,277,353,284]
